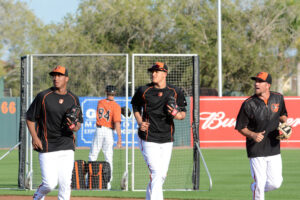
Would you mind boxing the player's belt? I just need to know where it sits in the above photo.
[97,125,112,129]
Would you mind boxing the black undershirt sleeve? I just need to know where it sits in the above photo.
[280,96,288,117]
[131,87,144,113]
[235,102,249,130]
[26,93,43,122]
[176,88,187,112]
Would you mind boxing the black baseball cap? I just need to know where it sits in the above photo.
[251,72,272,84]
[147,62,168,72]
[49,65,68,76]
[106,85,116,93]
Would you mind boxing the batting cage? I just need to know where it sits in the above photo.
[131,54,211,191]
[19,53,211,192]
[19,54,130,190]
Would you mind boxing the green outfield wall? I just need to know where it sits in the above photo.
[0,97,20,148]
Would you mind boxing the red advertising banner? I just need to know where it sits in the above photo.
[198,96,300,148]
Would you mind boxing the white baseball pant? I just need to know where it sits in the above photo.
[139,138,173,200]
[250,154,283,200]
[89,126,114,187]
[33,150,74,200]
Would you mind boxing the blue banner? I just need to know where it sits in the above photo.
[77,97,138,147]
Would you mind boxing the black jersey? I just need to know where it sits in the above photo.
[131,83,187,143]
[235,92,287,158]
[26,87,83,153]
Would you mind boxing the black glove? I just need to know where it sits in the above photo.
[166,96,179,118]
[62,105,81,131]
[121,107,131,117]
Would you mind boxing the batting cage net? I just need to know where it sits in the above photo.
[19,54,129,190]
[131,54,206,191]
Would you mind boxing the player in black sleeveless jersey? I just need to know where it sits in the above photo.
[131,62,187,200]
[235,72,288,200]
[26,65,83,200]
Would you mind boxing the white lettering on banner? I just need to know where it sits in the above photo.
[84,129,96,134]
[287,118,300,127]
[86,108,96,119]
[200,112,236,129]
[200,112,300,130]
[84,121,94,128]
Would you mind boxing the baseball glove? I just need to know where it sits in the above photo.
[166,96,179,117]
[121,106,131,117]
[62,105,81,131]
[277,122,292,140]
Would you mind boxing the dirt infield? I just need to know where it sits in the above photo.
[0,196,144,200]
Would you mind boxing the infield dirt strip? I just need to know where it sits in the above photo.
[0,196,145,200]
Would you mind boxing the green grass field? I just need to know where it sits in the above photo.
[0,148,299,200]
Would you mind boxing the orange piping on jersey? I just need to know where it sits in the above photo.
[42,91,54,152]
[142,86,153,111]
[145,117,150,141]
[264,98,268,105]
[142,87,152,141]
[245,96,253,103]
[271,91,282,96]
[142,86,153,100]
[68,92,79,106]
[167,86,177,141]
[167,86,178,99]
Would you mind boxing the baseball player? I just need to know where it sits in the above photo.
[26,65,83,200]
[131,62,187,200]
[235,72,289,200]
[88,85,122,190]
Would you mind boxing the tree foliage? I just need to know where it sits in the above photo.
[0,0,43,95]
[1,0,300,96]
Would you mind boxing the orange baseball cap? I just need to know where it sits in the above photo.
[147,62,168,72]
[49,65,68,76]
[251,72,272,84]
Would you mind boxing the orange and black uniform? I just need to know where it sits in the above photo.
[235,91,287,157]
[96,99,121,128]
[26,87,83,152]
[131,83,187,143]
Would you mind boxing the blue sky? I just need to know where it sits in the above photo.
[1,0,80,60]
[19,0,80,24]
